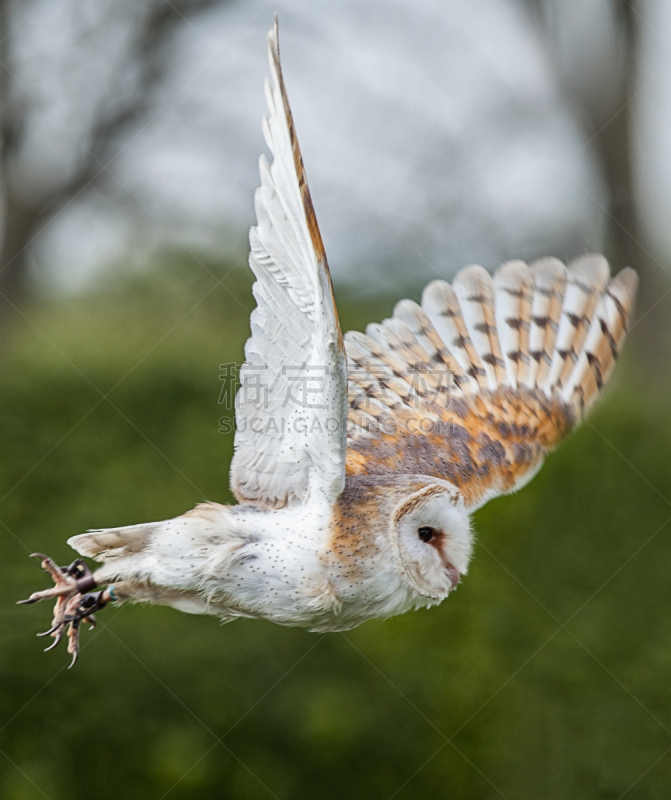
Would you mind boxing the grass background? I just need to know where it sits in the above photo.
[1,259,670,799]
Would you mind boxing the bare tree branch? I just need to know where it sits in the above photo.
[0,0,225,335]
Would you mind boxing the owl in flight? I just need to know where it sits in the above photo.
[21,19,637,666]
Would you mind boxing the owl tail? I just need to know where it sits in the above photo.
[66,502,235,596]
[68,522,158,561]
[68,502,229,562]
[416,255,638,419]
[63,503,240,617]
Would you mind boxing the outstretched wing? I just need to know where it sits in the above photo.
[230,19,347,510]
[345,256,637,510]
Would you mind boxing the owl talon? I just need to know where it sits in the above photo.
[43,627,64,651]
[18,553,109,667]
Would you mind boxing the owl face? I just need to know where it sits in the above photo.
[391,484,472,600]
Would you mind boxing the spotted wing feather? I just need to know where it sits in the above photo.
[494,260,533,388]
[453,265,507,390]
[524,257,567,389]
[345,256,637,509]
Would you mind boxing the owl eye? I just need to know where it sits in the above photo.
[417,526,435,543]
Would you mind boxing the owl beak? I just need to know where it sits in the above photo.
[445,563,460,590]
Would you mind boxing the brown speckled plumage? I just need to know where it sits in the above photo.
[345,256,637,509]
[328,474,433,565]
[346,389,572,508]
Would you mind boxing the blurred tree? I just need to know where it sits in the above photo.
[522,0,669,321]
[0,0,612,316]
[0,0,224,333]
[0,0,666,347]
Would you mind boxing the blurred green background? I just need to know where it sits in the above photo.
[1,260,669,800]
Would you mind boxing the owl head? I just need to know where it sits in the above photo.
[391,481,472,600]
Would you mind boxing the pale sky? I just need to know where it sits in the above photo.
[21,0,621,293]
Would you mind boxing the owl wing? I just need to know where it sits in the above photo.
[345,256,637,510]
[230,19,347,510]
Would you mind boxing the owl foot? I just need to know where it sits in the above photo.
[18,553,110,667]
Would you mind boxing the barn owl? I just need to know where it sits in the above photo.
[21,18,638,666]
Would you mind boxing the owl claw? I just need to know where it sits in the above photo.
[18,553,109,667]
